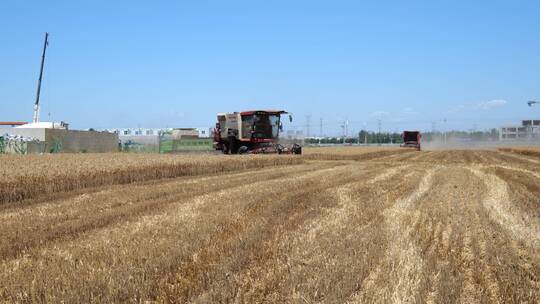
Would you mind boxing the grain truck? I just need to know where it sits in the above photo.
[213,110,302,154]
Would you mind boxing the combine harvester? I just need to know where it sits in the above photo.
[213,110,302,154]
[401,130,421,150]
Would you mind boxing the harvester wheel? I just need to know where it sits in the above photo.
[228,136,239,154]
[222,143,229,154]
[292,144,302,155]
[238,146,249,154]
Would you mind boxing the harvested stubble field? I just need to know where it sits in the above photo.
[498,147,540,158]
[302,146,411,161]
[0,148,539,303]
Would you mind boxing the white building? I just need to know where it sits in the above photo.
[197,128,212,138]
[285,130,304,140]
[107,128,167,136]
[500,120,540,140]
[105,127,212,138]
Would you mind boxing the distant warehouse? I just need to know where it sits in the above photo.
[106,127,212,153]
[500,119,540,140]
[1,122,118,154]
[108,127,211,138]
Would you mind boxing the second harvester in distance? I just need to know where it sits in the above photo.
[213,110,302,154]
[401,130,422,150]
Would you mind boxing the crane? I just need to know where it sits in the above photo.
[33,32,49,123]
[528,100,538,107]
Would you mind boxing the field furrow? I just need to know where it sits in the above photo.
[469,167,540,249]
[0,149,539,303]
[0,163,337,260]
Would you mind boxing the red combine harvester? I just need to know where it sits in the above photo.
[401,131,421,150]
[213,110,302,154]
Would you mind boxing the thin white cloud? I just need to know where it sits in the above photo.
[443,104,465,114]
[475,99,507,110]
[402,107,418,115]
[445,99,507,114]
[370,111,390,118]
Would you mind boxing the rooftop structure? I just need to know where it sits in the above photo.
[0,122,27,127]
[15,121,68,129]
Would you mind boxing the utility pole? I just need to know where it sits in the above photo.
[443,118,447,144]
[33,32,49,123]
[319,117,323,137]
[363,122,368,145]
[365,130,368,145]
[377,119,382,144]
[305,115,311,138]
[341,119,349,143]
[340,121,345,144]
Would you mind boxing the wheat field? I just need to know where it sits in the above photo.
[0,148,539,303]
[498,147,540,158]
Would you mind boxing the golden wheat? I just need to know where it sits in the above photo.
[0,149,538,303]
[498,147,540,158]
[303,146,414,161]
[0,154,302,204]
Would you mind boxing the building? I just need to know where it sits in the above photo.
[104,127,212,153]
[2,123,118,153]
[171,128,199,140]
[197,128,212,138]
[107,127,211,138]
[103,128,168,152]
[285,129,305,141]
[107,128,166,136]
[17,121,69,129]
[500,119,540,140]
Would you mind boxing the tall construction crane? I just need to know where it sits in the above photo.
[528,100,538,107]
[33,32,49,123]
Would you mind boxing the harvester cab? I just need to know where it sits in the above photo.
[401,131,421,151]
[213,110,301,155]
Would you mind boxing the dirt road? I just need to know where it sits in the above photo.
[0,150,539,303]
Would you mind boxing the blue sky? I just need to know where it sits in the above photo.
[1,0,539,135]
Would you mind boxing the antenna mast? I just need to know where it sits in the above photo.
[33,32,49,123]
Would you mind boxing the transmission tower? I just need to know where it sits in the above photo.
[377,119,382,144]
[305,115,311,138]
